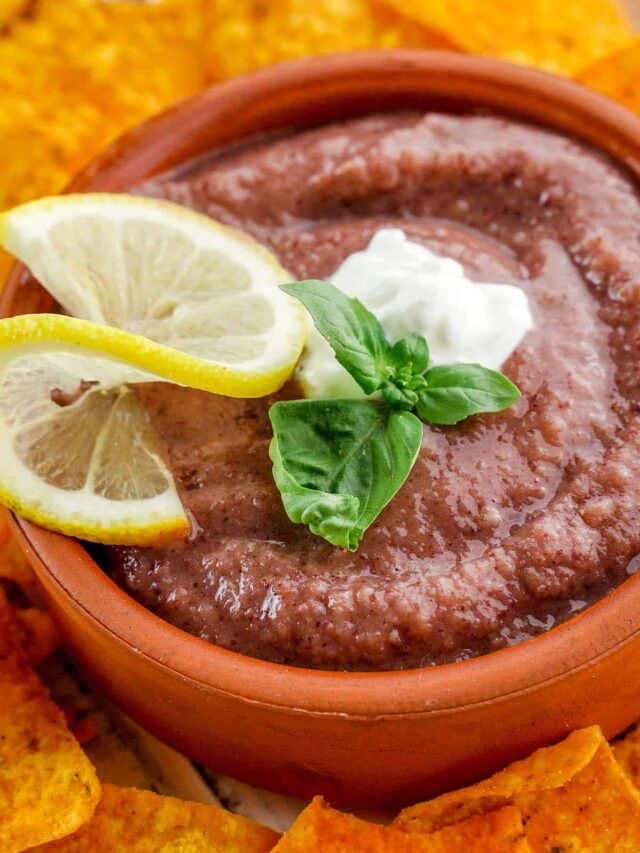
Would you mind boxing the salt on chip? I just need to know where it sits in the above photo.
[272,796,530,851]
[395,726,640,852]
[32,783,280,852]
[204,0,459,79]
[0,589,100,852]
[378,0,634,76]
[578,39,640,115]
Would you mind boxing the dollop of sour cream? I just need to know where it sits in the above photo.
[297,228,533,399]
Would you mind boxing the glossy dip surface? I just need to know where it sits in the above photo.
[109,111,640,671]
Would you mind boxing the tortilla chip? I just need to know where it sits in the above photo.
[396,727,603,832]
[204,0,459,79]
[0,0,27,28]
[395,726,640,852]
[612,723,640,788]
[0,530,59,663]
[32,783,280,852]
[0,524,40,602]
[378,0,633,76]
[272,797,530,851]
[0,585,23,655]
[13,606,61,666]
[432,807,531,852]
[59,703,101,748]
[0,0,206,210]
[578,39,640,115]
[0,590,100,852]
[515,741,640,852]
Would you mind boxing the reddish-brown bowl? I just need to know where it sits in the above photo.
[5,51,640,809]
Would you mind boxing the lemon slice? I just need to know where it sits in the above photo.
[0,193,306,397]
[0,315,188,543]
[0,194,307,544]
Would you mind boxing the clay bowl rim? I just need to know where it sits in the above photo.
[5,49,640,720]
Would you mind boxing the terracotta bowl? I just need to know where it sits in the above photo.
[5,51,640,810]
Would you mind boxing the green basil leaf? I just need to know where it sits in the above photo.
[381,381,418,411]
[388,333,429,376]
[269,399,423,550]
[415,363,521,425]
[280,280,390,394]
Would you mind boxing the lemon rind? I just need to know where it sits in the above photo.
[0,313,303,398]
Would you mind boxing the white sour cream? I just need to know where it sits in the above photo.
[297,228,533,399]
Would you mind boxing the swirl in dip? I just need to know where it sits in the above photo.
[109,112,640,671]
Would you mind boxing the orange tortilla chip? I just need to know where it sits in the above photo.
[0,529,59,663]
[396,727,603,832]
[0,531,39,601]
[0,0,206,210]
[578,39,640,115]
[273,797,530,851]
[612,722,640,788]
[432,807,530,851]
[32,783,280,852]
[0,590,100,852]
[395,726,640,852]
[204,0,459,79]
[13,606,61,666]
[515,740,640,852]
[378,0,634,76]
[0,0,27,28]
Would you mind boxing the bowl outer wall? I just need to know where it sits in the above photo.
[4,50,640,807]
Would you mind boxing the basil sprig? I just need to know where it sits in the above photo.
[269,280,520,551]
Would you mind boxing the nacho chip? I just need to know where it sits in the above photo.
[32,783,279,852]
[0,0,206,210]
[0,590,100,852]
[396,727,603,832]
[204,0,458,79]
[0,530,40,601]
[395,726,640,852]
[272,797,530,851]
[612,722,640,788]
[515,740,640,852]
[13,606,61,666]
[0,584,23,655]
[0,527,59,663]
[0,0,27,28]
[378,0,633,76]
[578,39,640,115]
